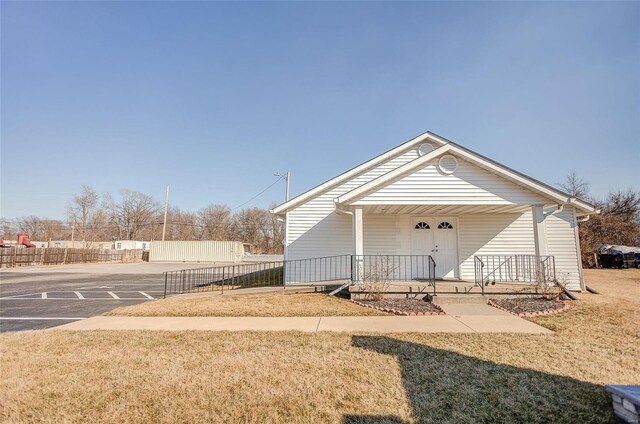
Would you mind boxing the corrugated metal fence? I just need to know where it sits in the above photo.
[149,241,245,263]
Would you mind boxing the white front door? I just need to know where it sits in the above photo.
[411,217,458,279]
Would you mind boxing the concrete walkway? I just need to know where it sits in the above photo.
[54,311,552,334]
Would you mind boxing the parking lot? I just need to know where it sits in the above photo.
[0,262,217,332]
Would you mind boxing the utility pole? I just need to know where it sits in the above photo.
[285,171,290,202]
[162,185,169,241]
[71,225,75,247]
[274,172,291,202]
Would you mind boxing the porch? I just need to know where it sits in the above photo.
[343,203,552,283]
[282,253,557,298]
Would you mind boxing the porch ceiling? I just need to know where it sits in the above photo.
[360,204,533,215]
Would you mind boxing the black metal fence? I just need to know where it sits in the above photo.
[163,261,284,297]
[474,255,556,294]
[284,255,352,284]
[163,254,436,297]
[355,255,436,282]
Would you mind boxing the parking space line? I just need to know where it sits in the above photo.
[0,297,154,300]
[1,317,87,320]
[107,291,120,299]
[139,291,155,299]
[74,291,85,299]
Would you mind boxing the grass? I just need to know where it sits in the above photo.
[1,269,638,423]
[106,292,391,317]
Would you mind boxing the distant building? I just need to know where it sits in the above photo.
[47,241,114,249]
[113,240,150,251]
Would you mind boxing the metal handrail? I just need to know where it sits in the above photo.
[474,255,556,288]
[163,254,438,297]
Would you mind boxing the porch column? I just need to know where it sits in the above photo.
[532,205,548,283]
[352,206,364,283]
[531,205,547,257]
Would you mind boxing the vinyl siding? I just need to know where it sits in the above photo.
[353,156,550,205]
[285,147,420,260]
[544,206,583,290]
[285,145,583,290]
[458,213,536,280]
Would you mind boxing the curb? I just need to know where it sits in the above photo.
[350,299,446,316]
[487,299,570,318]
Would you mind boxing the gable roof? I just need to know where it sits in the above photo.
[270,131,444,214]
[272,131,598,216]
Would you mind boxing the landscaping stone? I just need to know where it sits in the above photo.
[488,297,569,318]
[351,298,445,316]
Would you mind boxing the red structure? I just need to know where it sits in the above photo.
[17,233,35,248]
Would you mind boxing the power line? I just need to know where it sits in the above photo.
[232,176,284,211]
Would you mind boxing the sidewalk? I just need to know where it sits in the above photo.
[54,312,553,334]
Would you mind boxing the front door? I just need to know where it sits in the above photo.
[411,217,458,279]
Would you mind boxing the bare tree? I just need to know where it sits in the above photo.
[579,188,640,266]
[198,205,233,240]
[66,185,99,247]
[231,208,269,252]
[106,189,161,240]
[17,216,69,241]
[0,219,17,241]
[165,207,200,240]
[267,203,284,254]
[558,172,591,200]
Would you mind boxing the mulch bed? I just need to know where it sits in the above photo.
[488,297,569,318]
[351,298,445,316]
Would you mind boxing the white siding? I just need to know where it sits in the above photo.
[285,145,583,291]
[353,156,550,205]
[544,206,583,290]
[286,147,420,260]
[361,212,536,280]
[458,212,536,280]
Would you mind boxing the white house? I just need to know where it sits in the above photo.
[271,132,598,291]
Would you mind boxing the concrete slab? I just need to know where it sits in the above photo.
[52,314,552,334]
[55,316,320,332]
[317,316,472,333]
[440,303,513,317]
[453,315,553,334]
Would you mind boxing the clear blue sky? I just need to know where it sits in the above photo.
[1,1,639,219]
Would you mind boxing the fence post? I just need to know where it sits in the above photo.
[163,272,168,298]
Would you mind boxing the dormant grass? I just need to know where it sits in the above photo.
[1,269,637,423]
[106,293,391,317]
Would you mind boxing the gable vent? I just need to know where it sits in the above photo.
[438,155,458,174]
[417,143,434,156]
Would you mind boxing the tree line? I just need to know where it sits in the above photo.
[0,185,285,254]
[2,176,638,264]
[559,173,640,266]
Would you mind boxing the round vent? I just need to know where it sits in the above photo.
[438,155,458,174]
[417,143,434,156]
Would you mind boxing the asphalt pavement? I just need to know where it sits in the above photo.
[0,262,217,332]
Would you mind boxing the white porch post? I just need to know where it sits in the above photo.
[532,205,548,282]
[532,205,547,257]
[352,206,364,283]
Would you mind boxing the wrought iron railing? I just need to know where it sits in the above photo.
[163,261,285,296]
[474,255,556,295]
[284,255,352,284]
[163,254,436,297]
[353,254,437,295]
